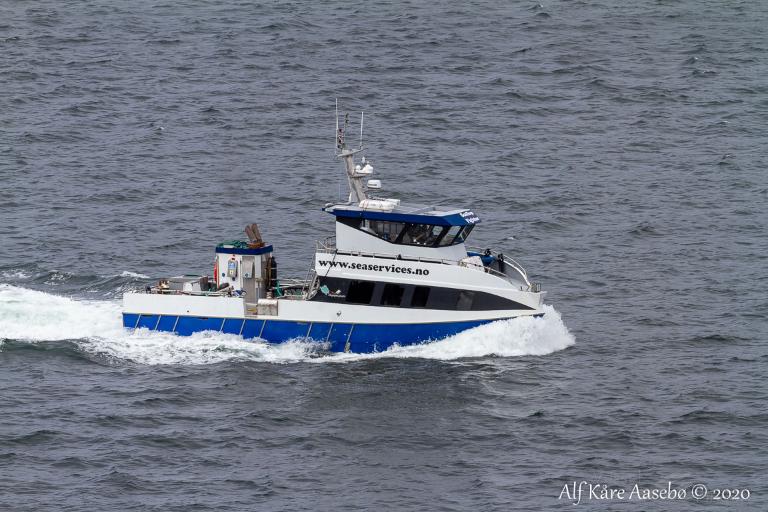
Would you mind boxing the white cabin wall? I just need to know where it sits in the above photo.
[215,251,270,300]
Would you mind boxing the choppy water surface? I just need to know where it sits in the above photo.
[1,1,766,510]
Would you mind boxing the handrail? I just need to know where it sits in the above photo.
[149,289,232,297]
[465,246,531,289]
[466,245,530,280]
[316,236,336,251]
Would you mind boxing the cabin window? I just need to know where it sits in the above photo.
[426,225,446,245]
[340,215,475,247]
[410,286,430,308]
[457,290,475,311]
[380,283,405,306]
[338,217,362,229]
[346,280,375,304]
[360,220,405,242]
[399,224,447,246]
[426,287,458,309]
[312,277,532,311]
[454,225,475,244]
[438,225,463,246]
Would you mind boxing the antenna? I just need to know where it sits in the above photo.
[335,98,340,151]
[359,111,364,150]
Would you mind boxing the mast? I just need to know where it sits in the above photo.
[335,105,367,203]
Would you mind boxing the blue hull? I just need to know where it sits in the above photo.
[122,313,499,353]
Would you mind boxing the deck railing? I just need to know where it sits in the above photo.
[315,236,336,252]
[466,246,531,284]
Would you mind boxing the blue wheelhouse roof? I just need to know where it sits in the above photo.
[325,203,481,227]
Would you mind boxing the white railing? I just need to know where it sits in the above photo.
[315,236,336,251]
[466,246,530,282]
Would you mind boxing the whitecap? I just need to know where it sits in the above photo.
[119,270,150,278]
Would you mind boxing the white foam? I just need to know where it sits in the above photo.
[119,270,150,278]
[325,305,574,362]
[43,271,73,285]
[0,269,32,280]
[0,285,574,365]
[0,284,121,341]
[88,330,323,366]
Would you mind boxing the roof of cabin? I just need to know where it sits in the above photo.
[324,202,481,226]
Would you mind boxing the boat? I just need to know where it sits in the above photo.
[122,109,546,353]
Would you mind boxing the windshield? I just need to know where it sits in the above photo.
[343,218,474,247]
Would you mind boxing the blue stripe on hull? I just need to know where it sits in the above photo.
[346,320,489,353]
[123,313,140,328]
[328,323,354,352]
[308,323,332,342]
[136,314,160,329]
[122,313,503,352]
[222,318,245,335]
[157,315,177,331]
[261,320,310,341]
[241,319,264,338]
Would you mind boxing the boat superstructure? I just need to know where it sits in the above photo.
[122,110,545,353]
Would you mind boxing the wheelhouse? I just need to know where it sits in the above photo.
[326,204,480,249]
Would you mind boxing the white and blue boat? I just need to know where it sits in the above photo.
[123,111,545,353]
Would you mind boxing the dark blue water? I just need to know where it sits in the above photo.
[1,1,766,510]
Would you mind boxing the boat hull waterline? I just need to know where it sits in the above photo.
[122,312,543,354]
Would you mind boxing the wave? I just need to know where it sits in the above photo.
[0,267,153,298]
[0,269,33,280]
[0,285,574,365]
[118,271,150,278]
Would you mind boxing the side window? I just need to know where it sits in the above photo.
[402,224,428,245]
[426,287,458,309]
[385,222,405,241]
[346,280,375,304]
[314,278,533,310]
[438,225,462,246]
[410,286,430,308]
[360,220,405,243]
[400,224,445,246]
[338,218,362,229]
[380,283,405,306]
[360,219,377,236]
[425,225,446,246]
[369,220,386,239]
[457,290,475,311]
[454,225,474,244]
